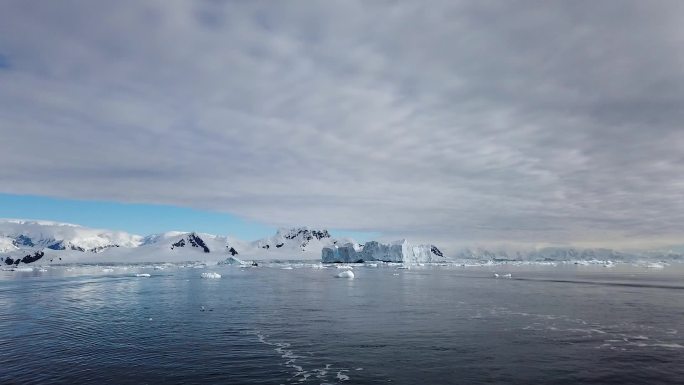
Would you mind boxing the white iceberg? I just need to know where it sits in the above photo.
[135,273,151,277]
[335,270,355,279]
[322,240,445,264]
[646,262,665,269]
[201,272,222,279]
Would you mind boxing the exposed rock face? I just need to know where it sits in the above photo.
[4,251,44,266]
[322,240,446,264]
[46,241,87,252]
[431,246,444,258]
[278,228,331,249]
[171,233,210,253]
[12,234,35,247]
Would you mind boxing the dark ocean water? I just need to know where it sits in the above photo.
[1,263,683,384]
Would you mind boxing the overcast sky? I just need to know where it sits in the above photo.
[1,1,684,249]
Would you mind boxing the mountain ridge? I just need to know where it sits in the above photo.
[0,219,350,264]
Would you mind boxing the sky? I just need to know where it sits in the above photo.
[1,1,684,249]
[0,193,378,241]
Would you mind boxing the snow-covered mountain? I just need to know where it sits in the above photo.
[0,219,349,265]
[0,219,142,252]
[226,227,354,258]
[3,218,679,266]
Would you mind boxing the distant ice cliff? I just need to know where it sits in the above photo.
[322,239,445,264]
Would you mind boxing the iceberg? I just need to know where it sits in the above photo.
[201,272,222,279]
[217,256,247,266]
[335,270,355,279]
[322,240,445,264]
[135,273,151,277]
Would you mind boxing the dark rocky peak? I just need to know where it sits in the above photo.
[171,232,210,253]
[4,251,44,266]
[430,245,444,258]
[282,228,331,241]
[12,234,35,247]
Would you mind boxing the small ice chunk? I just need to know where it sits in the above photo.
[335,270,355,279]
[336,371,350,381]
[494,273,512,278]
[102,268,114,273]
[201,272,222,279]
[135,273,151,277]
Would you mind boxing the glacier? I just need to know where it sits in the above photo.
[322,240,446,264]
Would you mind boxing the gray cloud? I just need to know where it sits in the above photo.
[1,0,684,249]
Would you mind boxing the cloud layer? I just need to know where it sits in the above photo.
[1,1,684,248]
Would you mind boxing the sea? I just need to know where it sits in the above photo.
[1,262,683,384]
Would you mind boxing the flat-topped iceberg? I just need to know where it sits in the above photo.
[322,240,445,264]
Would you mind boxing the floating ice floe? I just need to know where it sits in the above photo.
[201,272,221,279]
[493,273,512,278]
[102,268,114,273]
[645,262,665,269]
[135,273,151,277]
[335,270,355,279]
